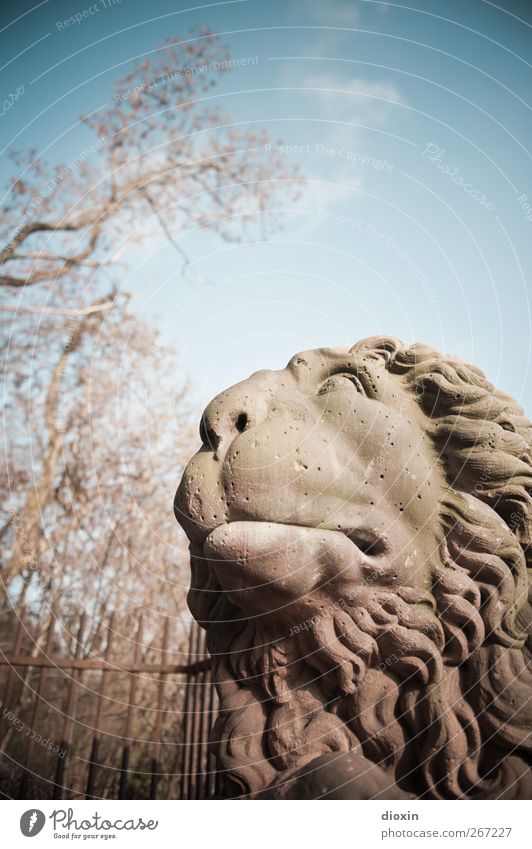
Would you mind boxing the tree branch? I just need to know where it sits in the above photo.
[138,185,191,269]
[0,300,118,316]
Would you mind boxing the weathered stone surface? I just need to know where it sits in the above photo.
[175,336,532,799]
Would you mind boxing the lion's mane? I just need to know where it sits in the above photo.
[188,337,532,799]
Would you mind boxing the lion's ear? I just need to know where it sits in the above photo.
[350,336,402,363]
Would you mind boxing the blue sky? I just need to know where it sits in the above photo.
[2,0,532,413]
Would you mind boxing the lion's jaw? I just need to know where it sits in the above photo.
[175,345,444,622]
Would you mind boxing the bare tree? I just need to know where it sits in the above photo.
[1,299,193,610]
[0,296,204,797]
[0,29,300,292]
[1,25,300,604]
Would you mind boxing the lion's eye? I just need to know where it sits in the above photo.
[500,420,515,433]
[318,373,365,396]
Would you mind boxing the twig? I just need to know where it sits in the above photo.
[138,185,191,270]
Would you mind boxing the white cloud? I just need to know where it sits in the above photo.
[298,0,361,26]
[300,72,404,123]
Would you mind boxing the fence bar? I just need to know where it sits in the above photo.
[85,615,114,798]
[207,674,219,799]
[203,630,218,799]
[118,614,143,800]
[196,627,210,800]
[0,657,210,674]
[187,622,203,800]
[19,612,55,796]
[179,623,196,800]
[1,609,25,716]
[54,613,86,799]
[150,617,170,800]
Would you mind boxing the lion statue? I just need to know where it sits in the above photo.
[174,336,532,800]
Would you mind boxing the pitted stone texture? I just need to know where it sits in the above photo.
[175,336,532,800]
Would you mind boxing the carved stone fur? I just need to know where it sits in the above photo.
[175,337,532,799]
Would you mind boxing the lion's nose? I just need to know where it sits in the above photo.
[199,386,269,461]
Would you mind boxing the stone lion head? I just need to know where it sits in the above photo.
[175,336,532,799]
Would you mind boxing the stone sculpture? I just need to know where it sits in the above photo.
[175,336,532,799]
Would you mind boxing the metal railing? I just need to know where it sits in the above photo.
[0,609,218,799]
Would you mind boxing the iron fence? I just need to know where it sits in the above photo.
[0,608,218,799]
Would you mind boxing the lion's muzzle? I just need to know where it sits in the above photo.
[203,520,363,617]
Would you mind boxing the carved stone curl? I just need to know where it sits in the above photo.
[175,337,532,799]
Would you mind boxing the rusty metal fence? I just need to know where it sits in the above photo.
[0,609,218,800]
